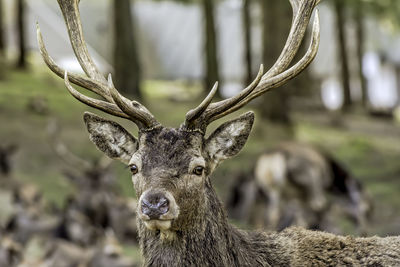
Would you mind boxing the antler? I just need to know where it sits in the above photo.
[37,0,160,130]
[184,0,321,132]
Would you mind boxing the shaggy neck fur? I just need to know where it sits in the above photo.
[137,179,277,267]
[137,177,400,267]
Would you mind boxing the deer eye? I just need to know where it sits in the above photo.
[193,166,204,176]
[130,164,138,175]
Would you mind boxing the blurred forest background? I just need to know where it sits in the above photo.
[0,0,399,265]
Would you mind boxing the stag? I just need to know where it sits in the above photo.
[37,0,400,265]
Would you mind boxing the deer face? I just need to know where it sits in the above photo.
[83,112,254,233]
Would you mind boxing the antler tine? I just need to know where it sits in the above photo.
[64,72,130,119]
[37,24,113,102]
[184,66,263,130]
[264,0,318,78]
[57,0,106,83]
[209,12,320,122]
[39,23,130,119]
[289,0,301,16]
[250,10,320,98]
[185,82,219,123]
[107,74,160,129]
[183,0,320,131]
[38,0,160,130]
[205,65,264,115]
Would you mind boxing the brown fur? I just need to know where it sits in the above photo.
[83,111,400,266]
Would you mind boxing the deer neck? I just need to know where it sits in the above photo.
[138,179,241,266]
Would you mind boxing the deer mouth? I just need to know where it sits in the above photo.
[139,213,179,231]
[138,190,180,231]
[142,219,173,231]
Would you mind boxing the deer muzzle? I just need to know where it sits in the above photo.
[138,190,179,231]
[141,192,169,219]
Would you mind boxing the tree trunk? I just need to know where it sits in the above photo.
[0,0,5,56]
[334,0,352,111]
[242,0,253,85]
[113,0,141,98]
[354,3,367,107]
[396,66,400,107]
[202,0,220,95]
[16,0,27,69]
[0,0,6,79]
[259,0,292,125]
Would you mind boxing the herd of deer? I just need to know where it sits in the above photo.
[0,137,139,266]
[1,0,399,266]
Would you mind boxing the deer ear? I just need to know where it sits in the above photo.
[83,112,138,165]
[204,111,254,167]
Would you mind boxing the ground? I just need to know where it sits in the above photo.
[0,66,399,262]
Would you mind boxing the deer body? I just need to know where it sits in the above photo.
[138,175,399,266]
[228,142,372,234]
[37,0,400,265]
[139,174,400,267]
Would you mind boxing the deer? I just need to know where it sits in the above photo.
[47,119,117,193]
[227,142,372,235]
[39,231,137,267]
[48,120,138,242]
[37,0,400,265]
[0,229,22,267]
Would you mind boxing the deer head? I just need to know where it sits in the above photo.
[37,0,320,239]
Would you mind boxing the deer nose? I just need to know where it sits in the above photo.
[141,193,169,220]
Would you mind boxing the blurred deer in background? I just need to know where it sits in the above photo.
[227,142,372,235]
[40,230,136,267]
[47,119,117,193]
[37,0,400,265]
[5,184,59,246]
[0,146,60,247]
[0,127,137,265]
[48,120,138,242]
[0,228,23,267]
